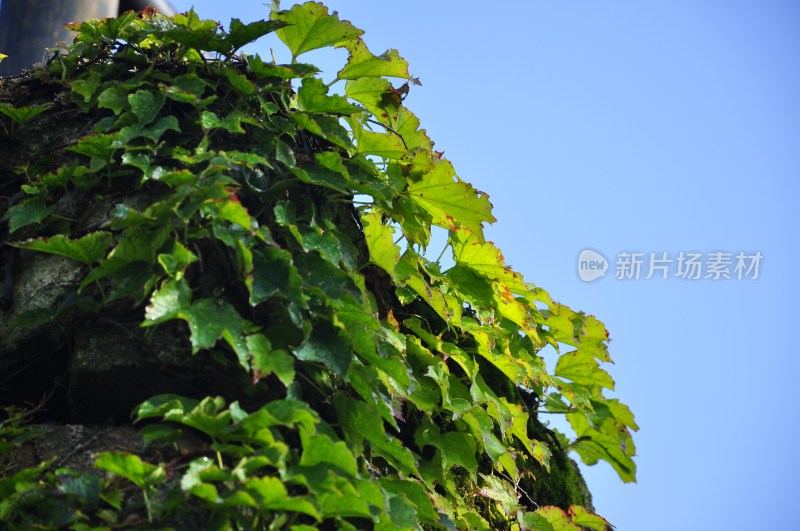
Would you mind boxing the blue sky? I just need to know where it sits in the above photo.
[170,1,800,529]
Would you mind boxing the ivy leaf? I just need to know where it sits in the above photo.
[296,77,362,114]
[407,160,496,239]
[568,505,612,531]
[7,198,54,233]
[415,421,478,477]
[567,412,637,483]
[249,248,304,306]
[555,350,615,390]
[362,210,400,274]
[180,299,254,353]
[290,113,355,154]
[0,102,52,125]
[246,334,295,386]
[144,278,191,326]
[272,1,363,60]
[223,68,257,96]
[97,87,129,115]
[350,120,408,159]
[13,232,112,265]
[337,39,418,83]
[247,53,320,80]
[380,479,440,526]
[300,433,358,478]
[334,396,419,477]
[133,394,199,422]
[128,90,165,126]
[245,477,320,518]
[518,506,582,531]
[95,452,165,490]
[201,110,251,133]
[157,241,198,279]
[226,18,287,52]
[449,228,528,294]
[294,321,352,376]
[477,474,521,515]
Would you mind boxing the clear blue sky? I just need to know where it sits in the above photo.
[176,1,799,529]
[8,0,791,528]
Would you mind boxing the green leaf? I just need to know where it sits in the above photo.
[223,67,257,95]
[70,133,119,169]
[567,412,637,483]
[201,110,248,133]
[56,471,101,504]
[350,120,408,159]
[13,232,112,265]
[249,248,304,305]
[407,160,496,238]
[296,77,362,114]
[290,112,355,153]
[245,477,320,518]
[128,90,165,126]
[70,73,101,102]
[157,241,198,279]
[0,102,52,124]
[272,2,363,59]
[226,18,287,52]
[247,53,320,80]
[555,350,615,390]
[334,395,419,476]
[247,334,295,386]
[337,39,417,83]
[97,87,129,115]
[144,278,191,325]
[380,479,440,526]
[134,394,199,422]
[294,321,352,376]
[415,421,478,477]
[7,198,54,233]
[95,452,165,490]
[300,433,357,477]
[180,299,254,353]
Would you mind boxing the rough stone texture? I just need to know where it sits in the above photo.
[69,321,246,421]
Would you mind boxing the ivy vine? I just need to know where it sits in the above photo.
[0,3,637,529]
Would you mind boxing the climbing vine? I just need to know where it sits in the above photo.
[0,3,637,529]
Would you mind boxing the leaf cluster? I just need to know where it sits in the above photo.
[0,3,637,529]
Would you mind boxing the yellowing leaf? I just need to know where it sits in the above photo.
[362,210,400,273]
[407,161,495,240]
[337,38,418,83]
[569,505,612,531]
[450,227,527,294]
[555,350,615,390]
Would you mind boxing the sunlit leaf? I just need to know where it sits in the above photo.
[272,2,363,59]
[337,38,418,83]
[407,160,496,238]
